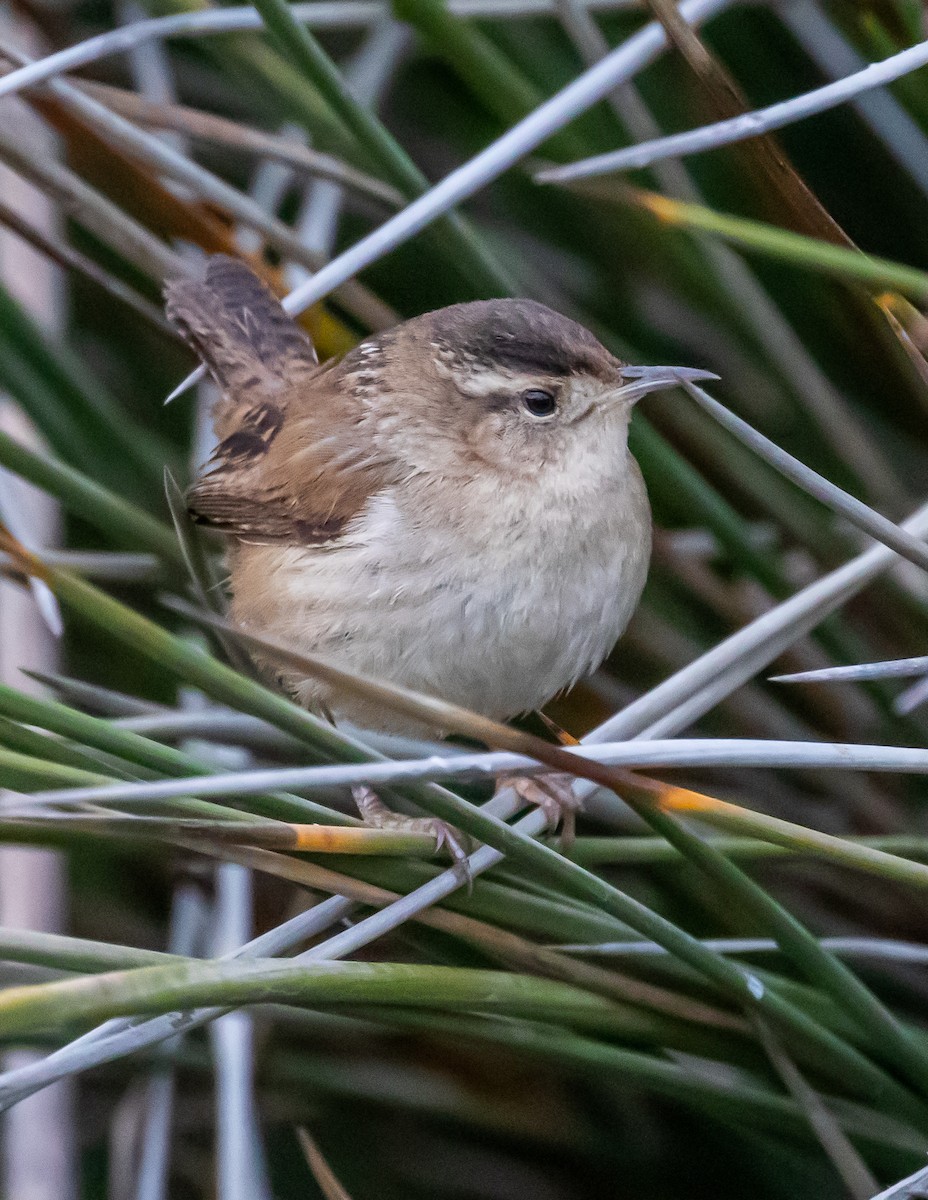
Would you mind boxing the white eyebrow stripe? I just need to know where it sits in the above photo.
[438,366,565,397]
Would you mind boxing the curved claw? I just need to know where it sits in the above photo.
[428,819,473,890]
[352,786,472,888]
[500,773,583,851]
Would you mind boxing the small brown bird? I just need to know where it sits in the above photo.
[165,256,714,840]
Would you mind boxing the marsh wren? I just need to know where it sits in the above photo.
[166,256,714,838]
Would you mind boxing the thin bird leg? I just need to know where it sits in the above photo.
[495,773,583,850]
[351,785,471,872]
[498,712,584,848]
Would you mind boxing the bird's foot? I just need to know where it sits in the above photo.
[497,772,583,848]
[352,786,471,879]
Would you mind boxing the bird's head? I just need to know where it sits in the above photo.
[342,298,717,480]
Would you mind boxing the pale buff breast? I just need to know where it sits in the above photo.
[228,454,651,732]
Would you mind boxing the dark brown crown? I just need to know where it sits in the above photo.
[424,299,619,381]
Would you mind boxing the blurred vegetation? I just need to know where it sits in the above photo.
[1,0,928,1196]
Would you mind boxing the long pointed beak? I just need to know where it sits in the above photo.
[612,364,720,406]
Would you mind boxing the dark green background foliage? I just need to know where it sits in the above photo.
[1,0,928,1197]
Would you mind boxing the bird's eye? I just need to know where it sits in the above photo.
[521,388,558,418]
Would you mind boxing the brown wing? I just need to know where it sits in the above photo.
[165,255,394,544]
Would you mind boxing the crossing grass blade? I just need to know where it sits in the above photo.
[3,1,928,1193]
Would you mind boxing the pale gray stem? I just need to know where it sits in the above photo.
[538,34,928,181]
[168,0,734,399]
[780,0,928,199]
[134,882,208,1200]
[0,65,75,1192]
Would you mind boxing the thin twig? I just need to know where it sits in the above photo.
[77,81,404,208]
[296,1130,354,1200]
[581,498,928,750]
[0,893,357,1109]
[560,936,928,963]
[0,46,396,333]
[293,17,409,261]
[23,737,928,808]
[538,35,928,182]
[869,1165,928,1199]
[751,1015,880,1200]
[114,707,445,758]
[895,674,928,716]
[781,0,928,199]
[551,0,910,511]
[678,380,928,574]
[639,0,847,243]
[0,808,550,1112]
[0,549,162,582]
[772,657,928,684]
[210,865,272,1200]
[134,881,208,1200]
[0,122,186,282]
[0,196,176,336]
[0,0,649,104]
[167,0,734,398]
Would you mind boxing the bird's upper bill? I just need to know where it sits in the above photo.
[610,364,719,406]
